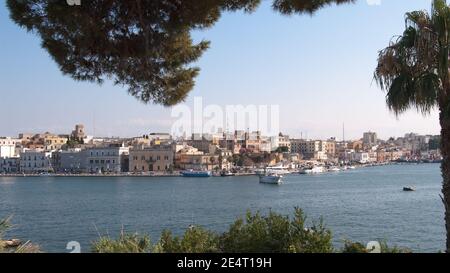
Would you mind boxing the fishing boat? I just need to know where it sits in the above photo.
[259,173,282,184]
[181,170,212,177]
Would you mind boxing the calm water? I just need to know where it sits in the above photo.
[0,164,445,253]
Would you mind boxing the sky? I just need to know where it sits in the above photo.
[0,0,442,140]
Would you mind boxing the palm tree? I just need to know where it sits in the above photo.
[374,0,450,252]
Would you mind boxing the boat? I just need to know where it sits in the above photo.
[181,170,212,177]
[328,167,341,172]
[265,166,291,175]
[220,171,235,177]
[300,166,325,174]
[259,173,283,184]
[403,186,416,192]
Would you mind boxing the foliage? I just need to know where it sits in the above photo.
[276,146,290,153]
[341,241,368,253]
[219,208,333,253]
[91,209,333,253]
[155,227,219,253]
[341,240,411,253]
[374,0,450,116]
[91,231,152,253]
[66,136,84,148]
[7,0,354,106]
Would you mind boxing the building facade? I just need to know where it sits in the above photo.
[129,145,174,172]
[0,137,19,158]
[86,145,129,173]
[20,150,53,173]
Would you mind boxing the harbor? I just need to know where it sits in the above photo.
[0,163,444,253]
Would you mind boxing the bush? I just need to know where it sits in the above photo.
[341,240,411,253]
[91,209,333,253]
[91,231,152,253]
[155,227,219,253]
[219,208,333,253]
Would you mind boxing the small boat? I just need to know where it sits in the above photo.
[329,167,341,172]
[300,169,313,174]
[181,170,212,177]
[259,173,282,185]
[220,171,235,177]
[403,186,416,192]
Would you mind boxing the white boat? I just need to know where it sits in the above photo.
[259,173,283,184]
[301,166,325,174]
[266,166,291,175]
[329,167,341,172]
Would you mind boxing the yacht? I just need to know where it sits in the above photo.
[259,173,283,185]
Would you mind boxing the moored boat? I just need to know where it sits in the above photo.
[220,171,235,177]
[259,173,282,185]
[181,170,212,177]
[300,166,325,174]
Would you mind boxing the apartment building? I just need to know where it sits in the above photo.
[129,145,174,172]
[86,144,129,173]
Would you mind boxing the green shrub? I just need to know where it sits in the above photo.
[219,208,333,253]
[155,226,219,253]
[91,231,152,253]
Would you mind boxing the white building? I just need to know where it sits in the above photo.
[0,137,20,158]
[291,139,328,160]
[352,152,370,164]
[86,144,130,173]
[271,134,291,152]
[20,150,53,173]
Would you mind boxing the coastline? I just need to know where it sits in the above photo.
[0,161,439,178]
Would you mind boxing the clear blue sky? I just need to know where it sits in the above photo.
[0,0,441,140]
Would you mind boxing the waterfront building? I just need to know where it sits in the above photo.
[85,144,129,173]
[326,140,336,159]
[175,146,220,171]
[0,137,20,158]
[129,145,174,172]
[0,157,20,173]
[20,150,53,173]
[292,139,328,160]
[352,152,370,164]
[53,149,87,173]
